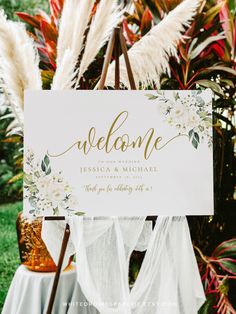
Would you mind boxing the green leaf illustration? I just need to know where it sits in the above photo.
[24,173,33,185]
[145,94,158,100]
[29,196,37,208]
[188,129,194,139]
[41,160,46,172]
[74,211,85,216]
[194,132,200,143]
[53,207,59,215]
[189,130,200,149]
[41,154,51,175]
[44,155,50,167]
[46,167,51,175]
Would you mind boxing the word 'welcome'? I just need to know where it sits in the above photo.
[48,111,182,160]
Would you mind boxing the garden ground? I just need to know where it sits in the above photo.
[0,202,21,310]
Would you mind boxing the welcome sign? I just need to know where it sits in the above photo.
[24,90,214,217]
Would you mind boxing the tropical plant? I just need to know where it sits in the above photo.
[0,0,49,21]
[0,0,235,312]
[17,1,63,65]
[0,0,203,197]
[16,0,64,84]
[15,0,122,89]
[106,0,201,88]
[195,239,236,314]
[0,106,22,202]
[121,0,236,91]
[122,1,236,312]
[0,90,23,202]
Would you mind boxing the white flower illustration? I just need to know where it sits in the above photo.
[24,151,80,217]
[48,182,66,206]
[67,194,78,209]
[188,109,202,129]
[146,90,212,149]
[36,176,51,194]
[173,99,186,118]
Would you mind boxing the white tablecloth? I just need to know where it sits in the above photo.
[2,263,98,314]
[3,221,153,314]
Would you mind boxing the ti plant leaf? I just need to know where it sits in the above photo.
[188,33,225,60]
[195,79,224,96]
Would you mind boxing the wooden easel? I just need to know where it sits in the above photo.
[45,26,137,314]
[97,26,136,90]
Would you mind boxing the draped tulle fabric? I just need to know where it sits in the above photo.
[42,216,205,314]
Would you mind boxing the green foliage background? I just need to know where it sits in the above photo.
[0,203,21,310]
[0,118,22,203]
[0,0,49,20]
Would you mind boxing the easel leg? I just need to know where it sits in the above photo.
[97,26,136,90]
[46,223,70,314]
[114,28,120,90]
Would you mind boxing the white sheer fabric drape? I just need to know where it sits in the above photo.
[130,217,205,314]
[42,216,205,314]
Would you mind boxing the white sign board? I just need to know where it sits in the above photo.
[24,90,214,217]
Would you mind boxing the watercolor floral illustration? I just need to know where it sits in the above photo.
[24,149,83,218]
[146,90,212,149]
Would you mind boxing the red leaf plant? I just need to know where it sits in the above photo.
[195,239,236,314]
[16,0,64,72]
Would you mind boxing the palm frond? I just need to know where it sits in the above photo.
[75,0,122,87]
[104,0,201,89]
